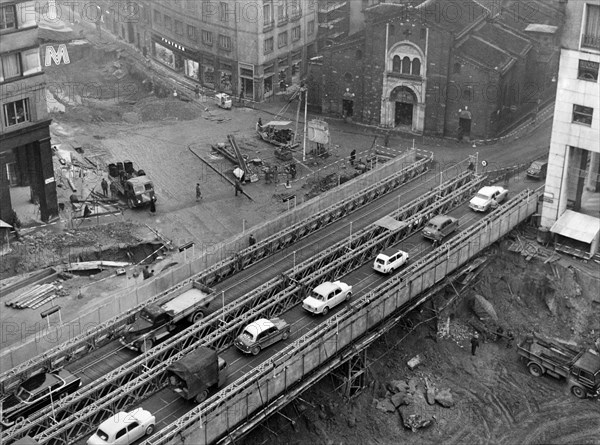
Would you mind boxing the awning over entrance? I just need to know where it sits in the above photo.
[550,210,600,259]
[375,216,407,231]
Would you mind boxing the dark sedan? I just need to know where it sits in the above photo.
[1,370,82,427]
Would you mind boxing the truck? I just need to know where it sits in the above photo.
[166,347,228,403]
[108,161,156,209]
[517,334,600,399]
[120,281,215,353]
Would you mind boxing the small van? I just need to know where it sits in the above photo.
[526,159,548,180]
[373,247,409,274]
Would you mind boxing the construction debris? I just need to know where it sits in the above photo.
[4,283,62,309]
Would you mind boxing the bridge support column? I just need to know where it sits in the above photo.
[332,349,368,399]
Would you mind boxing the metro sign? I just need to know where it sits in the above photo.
[45,44,70,66]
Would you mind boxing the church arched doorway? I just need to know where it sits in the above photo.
[391,86,417,128]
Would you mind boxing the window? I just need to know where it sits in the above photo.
[278,1,287,20]
[356,50,362,60]
[389,24,395,36]
[203,30,213,45]
[153,10,161,25]
[175,20,183,35]
[582,4,600,50]
[308,20,314,35]
[186,1,196,12]
[0,4,16,30]
[187,25,197,41]
[4,99,30,127]
[126,422,140,432]
[454,62,461,74]
[164,15,172,31]
[264,1,273,25]
[420,28,426,39]
[392,55,401,72]
[401,56,410,74]
[344,72,353,83]
[278,32,288,48]
[264,37,274,54]
[578,59,599,81]
[292,25,301,41]
[220,2,228,22]
[115,429,127,440]
[573,104,593,125]
[1,53,21,80]
[412,58,421,75]
[219,34,232,50]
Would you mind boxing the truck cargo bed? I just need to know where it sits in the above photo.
[161,288,211,315]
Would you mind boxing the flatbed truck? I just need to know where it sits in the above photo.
[517,334,600,399]
[120,281,215,352]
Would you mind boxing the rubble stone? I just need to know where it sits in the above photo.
[435,388,455,408]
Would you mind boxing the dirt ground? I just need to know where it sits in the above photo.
[244,237,600,445]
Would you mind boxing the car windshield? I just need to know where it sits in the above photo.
[475,193,490,200]
[95,428,109,441]
[140,309,154,322]
[16,387,32,401]
[530,162,542,169]
[241,329,255,341]
[311,292,326,302]
[425,223,437,230]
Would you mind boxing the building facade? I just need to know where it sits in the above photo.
[541,0,600,257]
[0,0,56,223]
[120,0,318,102]
[311,0,557,140]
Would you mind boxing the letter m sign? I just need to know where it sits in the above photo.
[45,44,70,66]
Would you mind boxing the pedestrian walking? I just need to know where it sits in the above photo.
[467,161,475,172]
[350,149,356,166]
[470,333,480,356]
[234,178,243,197]
[194,85,200,99]
[101,178,109,196]
[150,196,156,214]
[196,183,202,201]
[383,132,391,148]
[249,234,257,247]
[257,117,263,131]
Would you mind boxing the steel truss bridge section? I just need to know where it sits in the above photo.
[144,187,543,445]
[3,171,480,445]
[0,151,433,395]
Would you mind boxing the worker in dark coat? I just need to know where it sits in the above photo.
[234,178,243,196]
[249,234,257,247]
[471,333,480,356]
[101,178,109,196]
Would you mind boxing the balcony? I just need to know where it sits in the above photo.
[319,1,347,14]
[582,33,600,50]
[290,8,302,21]
[386,71,422,81]
[263,20,274,32]
[319,17,344,29]
[277,16,288,27]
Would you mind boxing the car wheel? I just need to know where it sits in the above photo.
[15,416,24,425]
[528,363,544,377]
[195,389,210,403]
[251,346,261,356]
[346,292,352,301]
[127,198,135,209]
[140,339,154,353]
[191,311,204,323]
[322,307,329,316]
[571,385,586,399]
[145,424,155,436]
[282,330,290,340]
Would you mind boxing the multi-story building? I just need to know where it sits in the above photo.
[134,0,317,102]
[1,0,56,223]
[541,0,600,258]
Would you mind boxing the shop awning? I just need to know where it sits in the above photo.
[550,210,600,244]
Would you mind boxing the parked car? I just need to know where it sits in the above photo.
[303,281,353,315]
[373,247,409,274]
[87,407,155,445]
[234,318,291,356]
[422,215,459,242]
[526,159,548,180]
[469,186,508,212]
[1,370,82,427]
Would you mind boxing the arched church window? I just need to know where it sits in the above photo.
[402,56,411,74]
[411,58,421,75]
[392,55,401,72]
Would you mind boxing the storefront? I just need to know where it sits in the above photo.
[203,56,216,89]
[219,62,233,94]
[263,62,275,99]
[291,49,302,85]
[239,63,255,101]
[152,36,187,72]
[184,59,200,81]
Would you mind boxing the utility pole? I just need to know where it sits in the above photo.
[302,86,308,162]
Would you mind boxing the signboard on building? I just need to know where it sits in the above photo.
[308,120,329,144]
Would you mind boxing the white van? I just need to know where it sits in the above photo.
[373,247,409,274]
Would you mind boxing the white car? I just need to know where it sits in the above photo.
[373,247,409,274]
[469,186,508,212]
[302,281,352,315]
[87,408,155,445]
